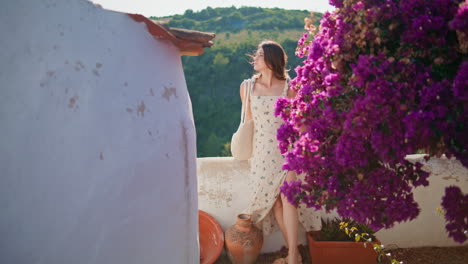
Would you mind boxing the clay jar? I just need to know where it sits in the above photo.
[224,214,263,264]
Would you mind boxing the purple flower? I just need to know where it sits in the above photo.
[275,0,467,243]
[442,186,468,243]
[352,1,365,11]
[274,97,291,120]
[453,61,468,100]
[449,1,468,32]
[280,179,305,206]
[329,0,344,8]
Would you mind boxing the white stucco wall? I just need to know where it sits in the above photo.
[197,158,312,253]
[198,155,468,251]
[0,1,198,263]
[374,155,468,247]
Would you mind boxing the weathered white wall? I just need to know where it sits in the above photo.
[0,1,198,263]
[375,155,468,247]
[198,155,468,251]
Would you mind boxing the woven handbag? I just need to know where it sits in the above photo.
[231,79,254,160]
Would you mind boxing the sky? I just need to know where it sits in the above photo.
[90,0,334,17]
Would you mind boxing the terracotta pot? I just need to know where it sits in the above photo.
[307,232,380,264]
[199,210,224,264]
[225,214,263,264]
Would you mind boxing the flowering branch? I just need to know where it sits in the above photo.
[277,0,468,242]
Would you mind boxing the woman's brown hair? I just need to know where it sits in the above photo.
[251,40,288,80]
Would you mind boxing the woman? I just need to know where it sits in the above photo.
[240,40,320,264]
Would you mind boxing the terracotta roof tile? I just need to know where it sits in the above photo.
[127,14,215,56]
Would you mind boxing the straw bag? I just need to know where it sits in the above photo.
[231,79,254,160]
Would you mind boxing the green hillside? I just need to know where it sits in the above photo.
[151,7,322,157]
[154,6,315,32]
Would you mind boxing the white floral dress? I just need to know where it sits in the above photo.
[244,77,321,235]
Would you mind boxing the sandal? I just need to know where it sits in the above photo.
[274,245,303,264]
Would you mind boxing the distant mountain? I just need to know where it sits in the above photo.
[151,7,322,157]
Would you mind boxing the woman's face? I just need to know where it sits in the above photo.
[253,47,267,72]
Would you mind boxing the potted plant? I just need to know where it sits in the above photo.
[307,218,380,264]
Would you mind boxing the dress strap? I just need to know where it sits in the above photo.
[282,78,290,97]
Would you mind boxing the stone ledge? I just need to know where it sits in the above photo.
[197,155,468,251]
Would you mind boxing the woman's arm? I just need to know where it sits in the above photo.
[287,87,297,99]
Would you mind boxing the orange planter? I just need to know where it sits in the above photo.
[199,210,224,264]
[307,232,379,264]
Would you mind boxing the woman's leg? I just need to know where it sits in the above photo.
[273,197,289,246]
[282,171,300,264]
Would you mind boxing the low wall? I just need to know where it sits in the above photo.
[197,155,468,252]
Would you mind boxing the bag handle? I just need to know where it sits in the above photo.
[240,79,252,124]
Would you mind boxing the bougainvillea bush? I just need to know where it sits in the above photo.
[276,0,467,243]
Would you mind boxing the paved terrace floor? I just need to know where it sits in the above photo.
[214,244,468,264]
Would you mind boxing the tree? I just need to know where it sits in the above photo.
[276,0,468,243]
[213,52,230,66]
[221,142,232,156]
[184,9,194,18]
[203,133,224,157]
